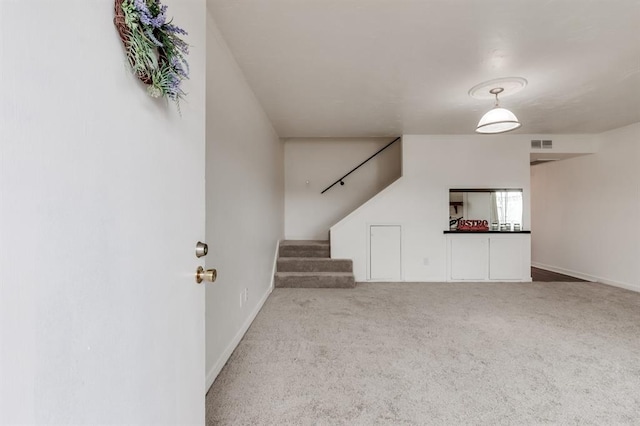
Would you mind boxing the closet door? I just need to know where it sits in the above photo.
[370,225,402,280]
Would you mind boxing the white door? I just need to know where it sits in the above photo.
[370,225,402,280]
[0,2,206,423]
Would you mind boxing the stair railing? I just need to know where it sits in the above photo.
[321,137,401,194]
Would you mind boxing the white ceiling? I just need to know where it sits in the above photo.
[207,0,640,137]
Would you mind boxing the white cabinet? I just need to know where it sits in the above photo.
[446,233,531,282]
[450,238,488,280]
[369,225,402,280]
[489,237,523,280]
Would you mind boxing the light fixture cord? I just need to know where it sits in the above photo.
[494,92,500,107]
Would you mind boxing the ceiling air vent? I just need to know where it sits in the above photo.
[531,140,542,149]
[542,139,553,149]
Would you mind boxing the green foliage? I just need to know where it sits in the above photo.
[118,0,189,109]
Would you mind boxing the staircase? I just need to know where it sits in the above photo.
[275,240,356,288]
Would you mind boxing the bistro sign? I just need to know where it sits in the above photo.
[457,219,489,231]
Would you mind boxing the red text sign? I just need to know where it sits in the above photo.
[457,219,489,231]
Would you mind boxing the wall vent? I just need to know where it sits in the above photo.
[531,140,542,149]
[542,139,553,149]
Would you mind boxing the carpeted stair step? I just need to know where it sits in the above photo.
[277,257,352,273]
[279,240,330,258]
[274,272,355,289]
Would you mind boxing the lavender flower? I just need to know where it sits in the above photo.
[171,56,189,78]
[133,0,150,16]
[150,5,168,28]
[165,23,188,36]
[120,0,190,109]
[168,74,181,96]
[147,6,167,27]
[139,13,151,26]
[171,37,189,55]
[133,0,164,28]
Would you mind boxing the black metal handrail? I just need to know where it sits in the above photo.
[321,137,401,194]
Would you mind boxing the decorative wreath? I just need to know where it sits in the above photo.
[114,0,190,109]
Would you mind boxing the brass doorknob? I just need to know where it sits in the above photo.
[196,266,217,284]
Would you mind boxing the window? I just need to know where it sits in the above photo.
[493,191,523,226]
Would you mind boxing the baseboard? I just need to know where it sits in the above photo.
[205,241,279,393]
[532,261,640,293]
[270,239,280,291]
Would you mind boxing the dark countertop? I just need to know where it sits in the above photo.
[444,230,531,234]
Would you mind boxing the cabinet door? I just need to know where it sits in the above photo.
[370,225,401,280]
[489,238,523,280]
[450,238,488,280]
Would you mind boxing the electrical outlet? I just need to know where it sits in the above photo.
[423,257,429,266]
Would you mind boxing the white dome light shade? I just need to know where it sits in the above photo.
[475,107,521,134]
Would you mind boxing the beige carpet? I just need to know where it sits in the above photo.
[206,282,640,425]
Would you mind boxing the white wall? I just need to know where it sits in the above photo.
[331,135,533,281]
[205,13,284,389]
[531,123,640,291]
[1,0,207,423]
[285,138,401,240]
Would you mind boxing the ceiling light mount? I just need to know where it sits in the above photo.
[489,87,504,106]
[469,77,527,100]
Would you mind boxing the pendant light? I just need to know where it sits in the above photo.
[475,87,521,134]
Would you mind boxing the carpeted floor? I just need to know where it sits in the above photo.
[206,282,640,425]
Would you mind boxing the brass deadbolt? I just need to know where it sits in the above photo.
[195,241,208,258]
